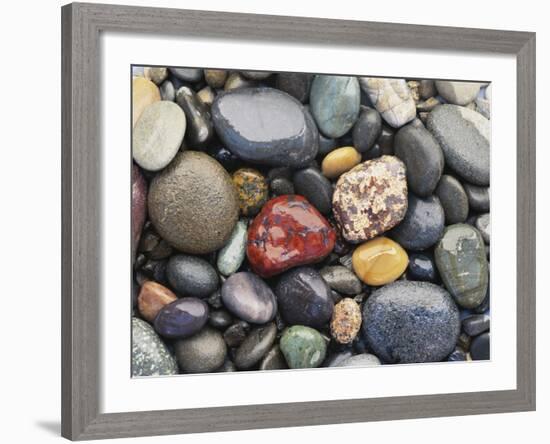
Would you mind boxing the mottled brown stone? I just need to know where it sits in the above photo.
[330,298,362,344]
[137,281,178,322]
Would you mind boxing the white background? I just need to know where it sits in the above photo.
[0,0,546,443]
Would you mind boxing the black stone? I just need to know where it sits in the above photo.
[407,252,438,282]
[470,332,490,360]
[464,183,490,213]
[270,177,295,196]
[206,145,242,172]
[352,106,382,153]
[318,133,339,156]
[208,309,233,329]
[447,347,467,361]
[234,323,278,369]
[376,125,395,155]
[166,255,219,298]
[435,175,469,224]
[320,265,362,295]
[292,167,333,214]
[462,314,490,336]
[275,72,313,103]
[176,86,214,148]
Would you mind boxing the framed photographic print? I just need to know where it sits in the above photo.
[61,2,536,440]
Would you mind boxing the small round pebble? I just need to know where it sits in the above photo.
[407,252,438,282]
[464,183,490,213]
[352,237,408,286]
[293,167,333,215]
[435,175,469,224]
[320,265,362,295]
[352,106,382,153]
[470,332,490,360]
[174,327,227,373]
[166,255,219,298]
[280,325,327,369]
[154,297,209,339]
[321,146,362,179]
[336,353,381,367]
[217,220,248,276]
[330,298,362,344]
[232,168,269,216]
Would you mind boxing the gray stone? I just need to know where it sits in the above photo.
[435,81,483,105]
[234,323,278,369]
[176,86,214,147]
[292,167,333,215]
[217,220,247,276]
[259,345,288,370]
[336,353,381,367]
[132,317,178,376]
[241,71,273,80]
[464,183,490,213]
[276,72,312,103]
[462,314,490,337]
[166,255,219,298]
[159,80,176,102]
[169,67,202,82]
[352,106,382,153]
[320,265,362,295]
[174,327,227,373]
[475,213,491,244]
[435,175,469,224]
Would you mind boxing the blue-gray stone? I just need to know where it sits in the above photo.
[407,252,438,282]
[470,332,490,360]
[464,183,490,213]
[132,317,178,376]
[352,106,382,153]
[217,220,247,276]
[435,175,469,224]
[292,167,333,215]
[166,254,219,298]
[462,314,490,337]
[169,67,202,82]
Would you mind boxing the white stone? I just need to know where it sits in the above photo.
[435,81,484,106]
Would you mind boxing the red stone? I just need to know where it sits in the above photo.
[247,195,336,277]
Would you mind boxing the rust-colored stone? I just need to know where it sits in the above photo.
[138,281,178,322]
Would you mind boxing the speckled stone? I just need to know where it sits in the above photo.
[310,75,360,138]
[475,213,491,244]
[280,325,327,369]
[176,86,213,147]
[169,67,202,82]
[217,220,248,276]
[320,265,362,295]
[330,298,362,344]
[154,297,209,339]
[435,175,469,224]
[132,317,178,376]
[333,156,408,243]
[363,281,460,363]
[148,151,239,254]
[174,327,226,373]
[137,281,178,322]
[352,106,382,153]
[336,353,381,367]
[292,167,333,215]
[435,81,483,106]
[204,69,228,88]
[435,224,489,309]
[259,345,289,370]
[132,164,147,259]
[275,72,313,103]
[132,76,160,127]
[232,168,269,216]
[464,184,490,213]
[166,255,218,298]
[359,78,416,128]
[470,332,490,360]
[321,146,362,179]
[234,323,278,370]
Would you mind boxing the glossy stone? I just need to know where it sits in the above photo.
[275,267,334,328]
[132,317,178,376]
[434,224,489,309]
[166,255,219,298]
[336,353,381,367]
[137,281,178,322]
[464,183,490,213]
[154,297,209,339]
[475,213,491,244]
[212,87,319,167]
[221,272,277,324]
[363,281,460,363]
[407,252,438,282]
[394,122,444,197]
[390,194,445,251]
[310,75,361,138]
[174,327,227,373]
[217,220,248,276]
[435,175,469,224]
[234,323,278,370]
[352,237,409,286]
[132,164,147,259]
[435,81,483,106]
[470,332,490,360]
[333,156,408,243]
[276,72,312,103]
[208,309,233,329]
[148,151,239,254]
[204,69,227,88]
[232,168,269,216]
[169,67,202,82]
[321,147,362,179]
[132,76,160,127]
[292,167,333,215]
[247,195,336,277]
[280,325,327,369]
[175,86,213,147]
[206,145,242,172]
[320,266,362,295]
[330,298,362,344]
[259,345,288,370]
[352,106,382,153]
[462,314,490,337]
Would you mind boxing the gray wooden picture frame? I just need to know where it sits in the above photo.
[61,2,536,440]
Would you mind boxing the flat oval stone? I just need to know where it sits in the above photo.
[435,175,469,224]
[310,75,360,138]
[435,81,483,106]
[132,76,160,127]
[407,252,438,282]
[259,345,288,370]
[132,317,178,376]
[333,156,408,243]
[221,272,277,324]
[280,325,327,369]
[321,146,362,179]
[132,164,147,259]
[470,332,490,360]
[132,101,186,171]
[232,168,269,216]
[176,86,213,147]
[427,105,490,185]
[390,194,445,251]
[247,195,336,277]
[476,213,491,244]
[169,67,202,82]
[154,297,209,339]
[352,237,408,286]
[352,106,382,153]
[292,167,333,215]
[159,80,176,102]
[394,122,444,197]
[330,298,362,344]
[320,265,362,295]
[166,255,219,298]
[174,326,227,373]
[234,323,278,369]
[359,78,416,128]
[464,183,490,213]
[276,72,312,103]
[148,151,239,254]
[435,224,489,309]
[336,353,381,367]
[275,267,334,328]
[217,220,248,276]
[363,281,460,363]
[137,281,178,322]
[462,314,490,337]
[212,87,319,167]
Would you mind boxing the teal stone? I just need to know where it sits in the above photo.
[280,325,327,369]
[310,75,360,138]
[217,219,248,275]
[132,317,178,377]
[434,224,489,309]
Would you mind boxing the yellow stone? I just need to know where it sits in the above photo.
[321,146,362,179]
[132,76,161,127]
[352,237,408,286]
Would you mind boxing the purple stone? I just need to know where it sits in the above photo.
[154,297,208,339]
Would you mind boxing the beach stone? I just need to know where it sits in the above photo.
[464,184,490,213]
[325,350,354,367]
[435,175,469,224]
[270,176,295,196]
[447,347,467,361]
[359,78,416,128]
[223,321,250,348]
[275,267,334,328]
[232,168,269,216]
[280,325,327,369]
[132,317,178,376]
[427,104,490,185]
[435,224,489,308]
[169,67,202,82]
[174,327,227,373]
[333,156,408,243]
[204,69,227,88]
[276,72,313,103]
[224,72,254,91]
[159,80,176,102]
[330,298,362,344]
[221,272,277,324]
[217,220,248,276]
[146,67,168,85]
[212,87,319,167]
[197,86,215,107]
[132,76,160,126]
[407,252,438,282]
[176,86,213,147]
[292,167,333,215]
[259,345,288,370]
[247,195,336,277]
[352,237,408,286]
[320,266,362,295]
[390,194,445,251]
[352,106,382,153]
[318,134,339,156]
[148,151,239,254]
[132,101,186,171]
[394,122,444,196]
[208,309,233,329]
[207,145,242,172]
[241,71,273,80]
[132,165,147,259]
[234,323,278,369]
[475,213,491,244]
[470,332,490,360]
[337,354,381,367]
[462,314,490,337]
[310,75,361,138]
[166,255,218,298]
[363,281,460,363]
[321,147,362,179]
[419,80,436,99]
[154,297,209,339]
[137,281,178,322]
[435,81,483,105]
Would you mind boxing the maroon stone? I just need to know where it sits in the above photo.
[132,164,147,259]
[247,195,336,277]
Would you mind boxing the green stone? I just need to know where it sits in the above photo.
[217,219,248,275]
[434,224,488,309]
[132,317,178,376]
[280,325,327,369]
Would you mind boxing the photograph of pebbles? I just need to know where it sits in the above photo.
[131,65,491,377]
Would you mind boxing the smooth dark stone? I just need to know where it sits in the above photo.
[336,353,381,367]
[276,72,313,103]
[206,145,242,172]
[394,122,444,196]
[206,289,223,309]
[462,314,490,336]
[174,327,227,373]
[275,267,334,328]
[223,321,250,348]
[132,165,147,259]
[234,323,278,369]
[363,281,460,363]
[464,183,490,213]
[160,80,176,102]
[475,213,491,244]
[259,345,289,370]
[376,125,395,155]
[132,317,178,376]
[166,255,219,298]
[176,86,213,147]
[435,175,469,224]
[154,297,209,339]
[447,347,467,361]
[320,265,362,295]
[270,176,295,196]
[390,194,445,251]
[325,349,354,367]
[407,252,438,282]
[208,309,233,329]
[212,87,319,167]
[292,167,333,215]
[318,133,339,156]
[221,272,277,324]
[169,67,203,82]
[352,106,382,153]
[473,285,490,314]
[470,332,490,360]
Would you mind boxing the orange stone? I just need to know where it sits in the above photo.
[321,146,362,179]
[133,76,161,127]
[137,281,178,322]
[352,237,408,286]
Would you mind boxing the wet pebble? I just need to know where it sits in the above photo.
[321,146,362,179]
[462,314,490,337]
[217,220,248,276]
[154,297,209,339]
[320,265,362,295]
[330,298,362,344]
[137,281,178,322]
[208,309,234,330]
[234,323,278,369]
[435,175,469,224]
[292,167,333,214]
[176,86,213,147]
[166,254,219,298]
[352,237,408,286]
[232,168,269,216]
[470,332,490,360]
[406,252,438,282]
